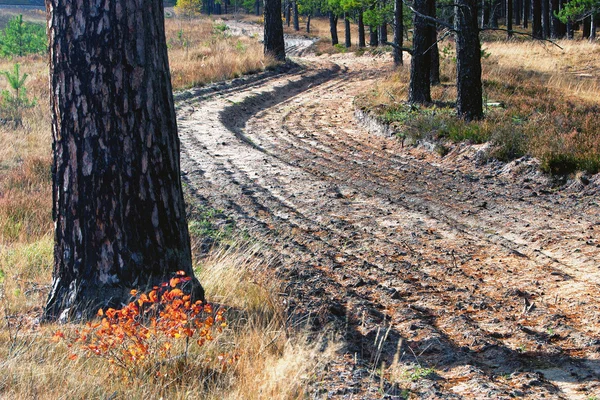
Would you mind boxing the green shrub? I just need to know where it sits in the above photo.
[0,63,36,125]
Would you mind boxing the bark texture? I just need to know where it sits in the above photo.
[44,0,203,321]
[393,0,403,65]
[409,0,432,104]
[264,0,286,61]
[455,0,483,120]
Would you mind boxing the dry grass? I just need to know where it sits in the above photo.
[361,39,600,174]
[0,242,336,399]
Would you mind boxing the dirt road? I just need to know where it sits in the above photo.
[176,32,600,398]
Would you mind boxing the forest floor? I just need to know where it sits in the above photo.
[177,20,600,399]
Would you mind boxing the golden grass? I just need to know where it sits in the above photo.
[0,242,335,399]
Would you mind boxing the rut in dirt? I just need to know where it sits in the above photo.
[175,36,600,398]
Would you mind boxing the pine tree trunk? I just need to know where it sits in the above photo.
[455,0,483,120]
[409,0,432,104]
[358,10,366,47]
[482,0,490,27]
[491,0,500,27]
[541,0,549,38]
[329,13,339,45]
[286,1,291,27]
[590,13,596,40]
[532,0,542,37]
[264,0,286,60]
[582,15,591,39]
[293,1,300,31]
[307,14,311,33]
[44,0,203,321]
[379,23,388,44]
[345,13,352,47]
[507,0,513,37]
[429,0,440,84]
[255,0,261,15]
[522,0,529,28]
[369,26,378,46]
[550,0,561,38]
[514,0,521,25]
[393,0,404,64]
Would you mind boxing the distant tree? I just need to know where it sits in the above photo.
[175,0,202,16]
[393,0,403,64]
[264,0,286,60]
[44,0,204,321]
[556,0,599,39]
[0,14,46,58]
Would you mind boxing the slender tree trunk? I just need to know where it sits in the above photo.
[293,1,300,31]
[358,10,366,47]
[550,0,561,38]
[329,12,339,45]
[286,1,291,27]
[541,0,549,38]
[255,0,260,15]
[514,0,521,25]
[482,0,490,27]
[224,0,229,14]
[369,26,378,46]
[582,15,591,39]
[264,0,286,61]
[590,13,596,40]
[532,0,542,37]
[455,0,483,120]
[429,0,440,84]
[307,14,311,33]
[522,0,529,28]
[393,0,404,64]
[379,23,388,44]
[44,0,204,321]
[491,0,500,27]
[566,20,573,39]
[345,12,352,47]
[507,0,513,37]
[409,0,432,104]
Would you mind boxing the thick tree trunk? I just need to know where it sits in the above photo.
[345,13,352,47]
[409,0,432,104]
[264,0,286,61]
[582,15,591,39]
[429,0,440,84]
[507,0,513,37]
[44,0,203,321]
[293,1,300,31]
[358,10,366,47]
[393,0,404,65]
[541,0,550,38]
[532,0,542,38]
[329,12,339,45]
[307,14,311,33]
[455,0,483,120]
[369,26,378,46]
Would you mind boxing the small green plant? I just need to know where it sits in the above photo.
[0,14,47,58]
[0,63,37,125]
[213,23,229,35]
[404,366,435,382]
[333,43,348,53]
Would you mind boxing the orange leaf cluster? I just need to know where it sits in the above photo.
[54,272,226,378]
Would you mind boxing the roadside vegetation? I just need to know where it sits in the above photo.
[0,11,323,399]
[357,39,600,175]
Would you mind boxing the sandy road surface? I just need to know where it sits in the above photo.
[176,29,600,398]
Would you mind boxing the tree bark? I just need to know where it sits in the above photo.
[329,12,339,45]
[550,0,561,38]
[286,1,291,27]
[293,1,300,31]
[582,15,591,39]
[255,0,261,15]
[514,0,521,25]
[345,12,352,47]
[307,14,311,33]
[522,0,529,28]
[264,0,286,61]
[491,0,500,27]
[393,0,404,64]
[358,10,366,47]
[482,0,490,27]
[409,0,432,104]
[455,0,483,120]
[507,0,513,37]
[429,0,440,84]
[532,0,542,38]
[369,26,378,46]
[590,13,596,40]
[379,23,388,44]
[541,0,550,38]
[44,0,204,321]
